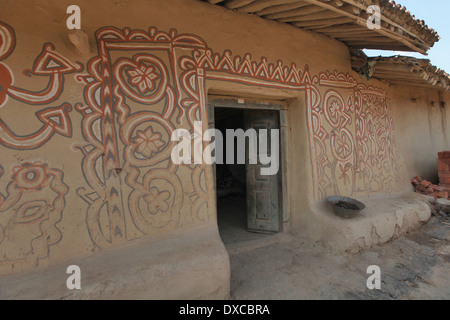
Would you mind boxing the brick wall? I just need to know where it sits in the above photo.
[438,151,450,190]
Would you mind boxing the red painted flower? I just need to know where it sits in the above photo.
[336,132,351,156]
[338,164,351,185]
[0,63,13,106]
[127,64,159,94]
[133,127,165,158]
[144,187,170,214]
[329,100,341,119]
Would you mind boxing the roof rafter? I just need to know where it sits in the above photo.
[203,0,440,55]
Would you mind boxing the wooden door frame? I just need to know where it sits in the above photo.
[207,95,290,233]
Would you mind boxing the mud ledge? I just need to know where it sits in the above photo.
[309,192,432,254]
[0,221,230,299]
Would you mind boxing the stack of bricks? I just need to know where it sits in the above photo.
[411,176,449,199]
[410,152,450,200]
[438,151,450,191]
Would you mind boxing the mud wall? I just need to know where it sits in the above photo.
[390,86,450,183]
[0,0,424,276]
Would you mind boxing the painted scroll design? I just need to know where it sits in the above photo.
[309,71,405,200]
[188,48,405,200]
[74,27,209,248]
[0,21,81,149]
[0,161,69,275]
[0,21,76,273]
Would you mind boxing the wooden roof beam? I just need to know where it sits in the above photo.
[237,0,305,14]
[341,0,430,48]
[257,1,312,16]
[299,0,429,54]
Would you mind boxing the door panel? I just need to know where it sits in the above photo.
[244,110,281,233]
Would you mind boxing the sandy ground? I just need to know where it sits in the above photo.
[223,215,450,300]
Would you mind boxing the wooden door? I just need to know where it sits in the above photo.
[244,110,281,233]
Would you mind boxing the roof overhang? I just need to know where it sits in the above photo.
[203,0,440,55]
[351,50,450,91]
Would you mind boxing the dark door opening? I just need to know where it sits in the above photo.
[212,106,282,245]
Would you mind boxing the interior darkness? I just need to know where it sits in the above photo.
[214,108,246,198]
[214,107,247,244]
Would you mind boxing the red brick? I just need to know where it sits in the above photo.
[444,151,450,158]
[438,159,450,170]
[431,185,445,192]
[438,159,450,166]
[415,185,427,192]
[438,152,444,159]
[440,177,450,184]
[421,180,432,187]
[433,191,449,199]
[439,171,450,178]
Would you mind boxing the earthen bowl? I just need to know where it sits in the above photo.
[327,196,366,219]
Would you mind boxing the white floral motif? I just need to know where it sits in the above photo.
[133,127,165,158]
[127,64,159,94]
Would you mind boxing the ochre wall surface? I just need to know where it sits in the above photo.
[0,0,445,279]
[390,86,450,183]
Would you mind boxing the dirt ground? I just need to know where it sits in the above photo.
[226,216,450,300]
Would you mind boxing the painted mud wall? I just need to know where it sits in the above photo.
[0,0,413,277]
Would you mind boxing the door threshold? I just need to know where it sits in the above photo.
[224,232,285,255]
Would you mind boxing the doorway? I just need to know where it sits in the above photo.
[209,100,285,245]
